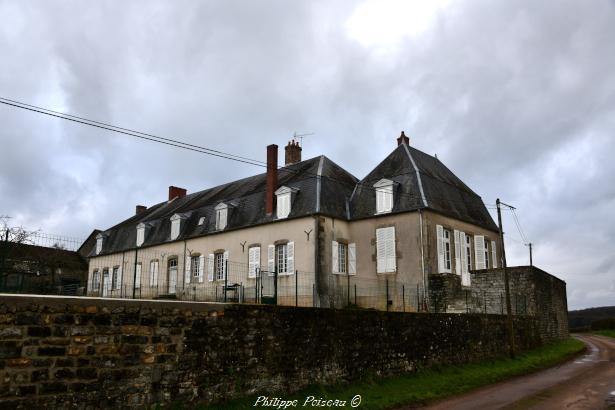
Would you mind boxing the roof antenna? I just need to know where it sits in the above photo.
[293,131,314,147]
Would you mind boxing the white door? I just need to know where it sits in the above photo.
[168,259,177,294]
[102,271,110,297]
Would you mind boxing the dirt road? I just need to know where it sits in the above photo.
[412,335,615,409]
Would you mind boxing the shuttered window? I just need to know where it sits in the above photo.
[376,226,396,273]
[149,260,159,287]
[248,246,260,278]
[170,215,181,240]
[474,235,486,269]
[277,193,291,219]
[136,224,145,247]
[135,263,142,289]
[374,179,394,214]
[484,239,490,269]
[436,225,452,273]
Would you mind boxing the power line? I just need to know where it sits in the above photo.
[1,96,498,215]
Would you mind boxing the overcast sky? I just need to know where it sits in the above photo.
[1,0,614,309]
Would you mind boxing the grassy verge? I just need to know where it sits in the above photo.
[594,329,615,338]
[199,338,584,410]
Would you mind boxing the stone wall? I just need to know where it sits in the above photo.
[0,295,542,409]
[428,266,569,342]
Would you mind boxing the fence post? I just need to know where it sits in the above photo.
[295,271,298,307]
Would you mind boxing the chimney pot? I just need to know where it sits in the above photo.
[284,139,302,166]
[266,144,278,215]
[136,205,147,215]
[397,131,410,146]
[168,186,187,201]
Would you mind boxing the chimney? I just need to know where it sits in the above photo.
[284,140,302,166]
[168,186,187,201]
[266,144,278,215]
[135,205,147,215]
[397,131,409,146]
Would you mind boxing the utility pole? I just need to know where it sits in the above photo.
[496,198,515,359]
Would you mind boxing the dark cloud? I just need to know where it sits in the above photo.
[0,0,613,309]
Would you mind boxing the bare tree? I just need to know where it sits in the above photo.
[0,216,40,291]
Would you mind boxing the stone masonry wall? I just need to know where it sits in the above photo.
[0,295,542,409]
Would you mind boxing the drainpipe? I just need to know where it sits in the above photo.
[313,215,320,307]
[182,240,187,291]
[419,209,427,305]
[132,247,138,299]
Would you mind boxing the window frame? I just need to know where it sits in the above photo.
[373,179,394,214]
[465,235,473,273]
[484,238,490,269]
[136,223,145,247]
[275,243,288,275]
[111,266,119,290]
[92,269,100,290]
[214,252,225,281]
[215,203,228,231]
[170,214,182,240]
[443,228,452,272]
[191,255,201,278]
[338,242,348,274]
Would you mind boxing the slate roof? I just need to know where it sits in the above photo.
[349,144,498,231]
[94,156,358,256]
[93,143,497,256]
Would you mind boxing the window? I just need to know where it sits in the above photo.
[149,260,159,287]
[214,252,225,280]
[191,255,200,278]
[92,269,100,291]
[338,243,347,273]
[102,268,110,296]
[275,186,295,219]
[443,229,452,271]
[276,244,288,274]
[111,266,119,290]
[198,217,206,226]
[136,223,145,247]
[95,234,103,255]
[373,179,394,214]
[170,214,181,240]
[267,242,294,275]
[484,239,490,269]
[465,235,472,273]
[215,203,228,230]
[248,246,260,279]
[376,226,396,273]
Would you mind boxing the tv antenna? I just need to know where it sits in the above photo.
[293,131,314,147]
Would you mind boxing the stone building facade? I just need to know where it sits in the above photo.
[86,132,504,309]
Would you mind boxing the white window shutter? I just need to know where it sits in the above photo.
[287,242,294,274]
[154,261,159,287]
[348,243,356,275]
[332,241,339,273]
[207,254,214,281]
[491,240,497,268]
[475,235,485,269]
[386,227,396,272]
[248,248,256,279]
[376,190,383,213]
[198,255,205,283]
[254,246,261,277]
[185,253,191,284]
[116,266,122,290]
[454,230,462,276]
[436,225,445,273]
[385,186,393,212]
[376,228,386,273]
[268,245,275,273]
[223,251,229,279]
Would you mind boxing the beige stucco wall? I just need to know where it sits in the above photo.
[422,210,502,276]
[87,216,317,306]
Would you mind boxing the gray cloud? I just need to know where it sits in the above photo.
[0,0,614,309]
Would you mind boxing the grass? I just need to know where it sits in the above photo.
[594,329,615,338]
[197,338,584,410]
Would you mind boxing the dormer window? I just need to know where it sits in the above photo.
[275,186,298,219]
[198,217,206,226]
[374,179,394,214]
[215,203,228,230]
[136,223,145,247]
[170,214,182,240]
[95,233,104,255]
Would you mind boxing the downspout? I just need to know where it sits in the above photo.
[313,215,319,307]
[121,252,125,297]
[182,240,187,291]
[132,247,138,299]
[419,209,426,301]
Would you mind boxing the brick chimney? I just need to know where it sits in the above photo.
[168,186,187,201]
[266,144,278,215]
[135,205,147,215]
[284,140,302,166]
[397,131,409,146]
